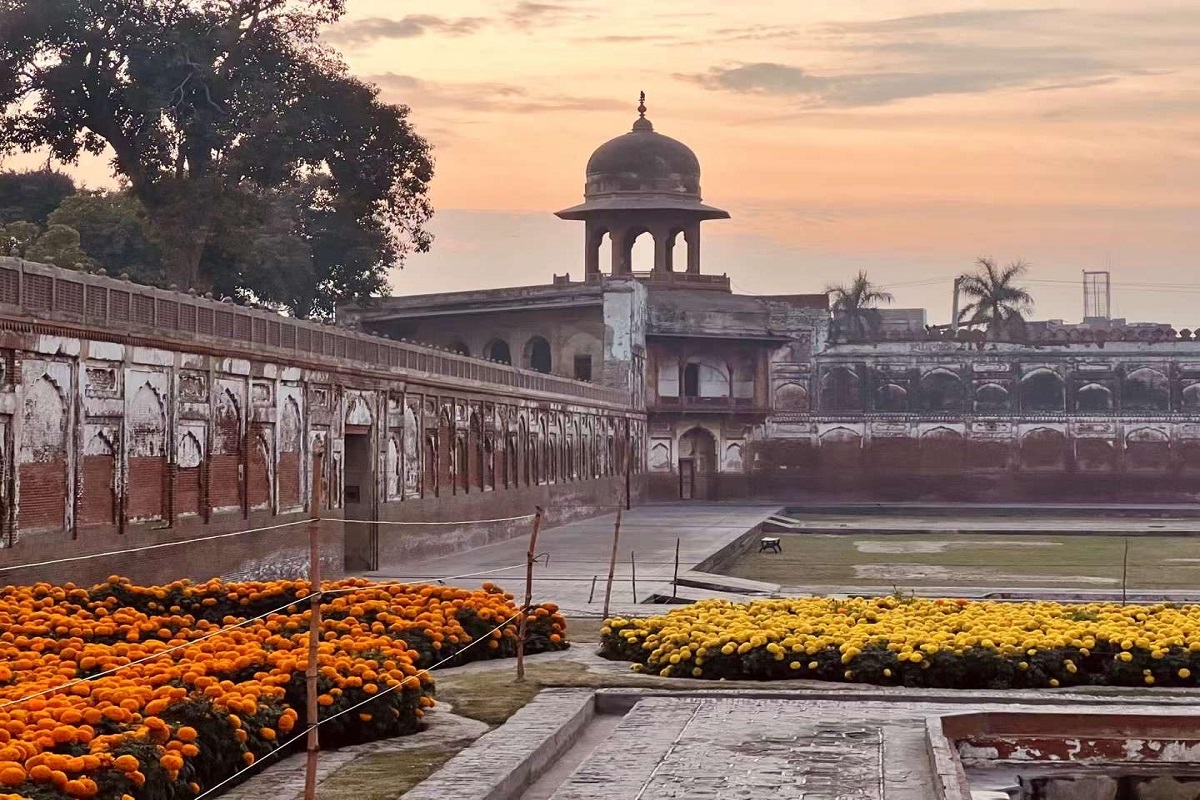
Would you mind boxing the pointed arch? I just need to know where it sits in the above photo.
[176,429,205,517]
[278,395,303,509]
[247,428,273,510]
[211,386,244,510]
[403,404,421,497]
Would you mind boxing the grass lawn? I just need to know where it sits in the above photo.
[728,533,1200,591]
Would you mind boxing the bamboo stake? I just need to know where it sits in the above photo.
[588,575,597,604]
[1121,536,1130,606]
[303,452,324,800]
[672,537,681,601]
[630,550,637,603]
[516,507,544,681]
[602,505,623,618]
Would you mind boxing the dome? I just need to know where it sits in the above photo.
[556,94,728,221]
[585,122,701,197]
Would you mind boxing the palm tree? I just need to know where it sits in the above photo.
[826,271,894,342]
[956,257,1034,340]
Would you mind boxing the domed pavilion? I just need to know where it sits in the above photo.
[556,93,729,278]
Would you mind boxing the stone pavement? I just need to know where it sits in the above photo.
[408,686,1200,800]
[364,504,779,614]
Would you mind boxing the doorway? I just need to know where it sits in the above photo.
[678,427,717,500]
[343,430,377,570]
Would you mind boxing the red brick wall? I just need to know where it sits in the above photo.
[18,461,66,531]
[176,466,202,517]
[278,452,301,509]
[127,456,166,520]
[80,454,116,527]
[209,455,242,510]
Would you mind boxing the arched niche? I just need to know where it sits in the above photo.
[1075,383,1113,413]
[874,383,908,413]
[1123,367,1170,412]
[1021,369,1065,412]
[1020,427,1068,470]
[820,366,862,411]
[974,382,1011,414]
[920,369,964,413]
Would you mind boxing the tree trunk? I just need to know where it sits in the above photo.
[139,178,218,293]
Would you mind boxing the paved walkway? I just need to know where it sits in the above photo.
[364,504,779,615]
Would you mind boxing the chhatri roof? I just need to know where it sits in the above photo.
[556,93,729,220]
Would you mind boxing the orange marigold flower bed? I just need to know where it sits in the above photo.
[0,577,566,800]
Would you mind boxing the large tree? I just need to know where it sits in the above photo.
[0,168,76,225]
[0,0,434,315]
[826,270,894,343]
[48,190,165,285]
[957,257,1034,340]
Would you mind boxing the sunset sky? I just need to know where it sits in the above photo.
[11,1,1200,325]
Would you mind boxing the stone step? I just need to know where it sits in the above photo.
[675,570,781,595]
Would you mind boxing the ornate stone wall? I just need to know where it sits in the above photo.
[0,258,643,585]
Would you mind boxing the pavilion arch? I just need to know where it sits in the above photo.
[1124,367,1170,412]
[1021,369,1065,412]
[624,227,654,273]
[668,227,690,273]
[973,383,1011,414]
[484,338,512,365]
[1075,383,1113,413]
[524,336,552,374]
[919,369,965,413]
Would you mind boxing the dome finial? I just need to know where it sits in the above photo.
[632,90,653,131]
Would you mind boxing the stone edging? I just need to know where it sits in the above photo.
[401,689,595,800]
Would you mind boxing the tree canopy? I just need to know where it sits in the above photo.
[0,167,76,225]
[825,271,894,343]
[0,0,434,318]
[957,257,1034,341]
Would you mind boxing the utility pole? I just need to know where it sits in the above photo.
[950,276,963,334]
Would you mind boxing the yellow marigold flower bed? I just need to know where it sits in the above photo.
[600,596,1200,687]
[0,577,565,800]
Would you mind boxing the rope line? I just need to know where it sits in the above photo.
[0,593,318,710]
[0,511,549,576]
[0,518,315,575]
[322,563,533,595]
[333,514,535,526]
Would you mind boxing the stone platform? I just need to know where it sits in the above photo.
[406,688,1200,800]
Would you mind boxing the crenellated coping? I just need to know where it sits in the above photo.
[0,258,630,406]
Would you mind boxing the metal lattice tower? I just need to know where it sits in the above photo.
[1083,270,1111,320]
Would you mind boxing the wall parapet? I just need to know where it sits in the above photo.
[0,258,629,407]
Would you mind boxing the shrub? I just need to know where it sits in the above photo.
[0,577,565,799]
[600,596,1200,689]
